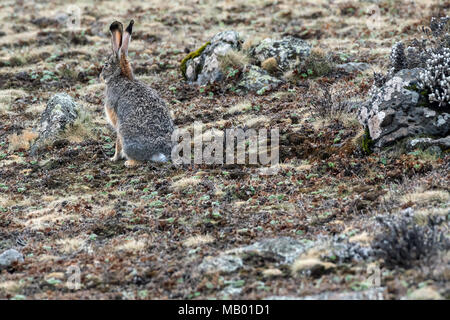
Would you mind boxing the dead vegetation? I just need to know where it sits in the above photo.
[0,0,448,300]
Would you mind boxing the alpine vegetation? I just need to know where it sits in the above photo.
[418,47,450,107]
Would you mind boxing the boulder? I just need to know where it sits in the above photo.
[31,93,78,152]
[249,36,311,70]
[237,65,283,93]
[183,30,242,85]
[407,136,450,152]
[0,249,24,270]
[358,68,450,149]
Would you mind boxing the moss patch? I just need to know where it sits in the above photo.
[180,42,210,79]
[361,128,373,154]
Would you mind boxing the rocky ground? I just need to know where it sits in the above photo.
[0,0,449,300]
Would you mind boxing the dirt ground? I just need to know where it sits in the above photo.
[0,0,448,299]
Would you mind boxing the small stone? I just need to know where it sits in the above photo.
[198,254,243,274]
[237,65,282,93]
[227,237,312,264]
[0,249,24,269]
[407,136,449,152]
[267,287,386,300]
[336,62,370,73]
[220,286,243,299]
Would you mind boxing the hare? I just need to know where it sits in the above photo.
[101,20,174,167]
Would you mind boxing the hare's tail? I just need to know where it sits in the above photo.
[123,137,171,162]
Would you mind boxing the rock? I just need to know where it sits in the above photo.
[250,36,311,70]
[220,286,243,299]
[198,254,243,274]
[31,93,79,153]
[237,65,283,93]
[198,237,312,275]
[336,62,370,73]
[0,249,24,269]
[358,68,450,149]
[227,237,313,265]
[291,258,335,277]
[407,136,450,152]
[329,241,373,263]
[408,287,443,300]
[267,287,386,300]
[183,30,243,85]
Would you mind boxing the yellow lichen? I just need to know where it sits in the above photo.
[180,42,210,79]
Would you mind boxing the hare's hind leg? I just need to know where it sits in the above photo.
[124,159,140,168]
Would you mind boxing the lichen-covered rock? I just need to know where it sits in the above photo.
[183,30,242,85]
[0,249,24,269]
[336,62,370,73]
[198,254,243,274]
[37,93,78,141]
[198,237,312,276]
[267,287,386,300]
[358,68,450,148]
[249,36,311,70]
[407,136,450,154]
[237,65,282,93]
[31,93,78,153]
[227,237,313,264]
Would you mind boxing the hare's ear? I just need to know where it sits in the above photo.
[121,20,134,57]
[109,21,123,55]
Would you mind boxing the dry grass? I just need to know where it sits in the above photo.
[240,115,270,128]
[171,177,201,192]
[226,101,252,115]
[57,238,86,254]
[7,130,38,152]
[261,57,279,73]
[291,257,335,275]
[0,89,27,114]
[24,208,79,231]
[262,268,283,277]
[60,109,95,143]
[183,234,215,247]
[114,239,148,253]
[219,49,250,72]
[401,190,449,205]
[0,281,22,295]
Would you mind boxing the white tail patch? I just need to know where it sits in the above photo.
[151,153,167,163]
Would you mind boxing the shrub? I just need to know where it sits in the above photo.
[372,213,448,269]
[418,47,450,107]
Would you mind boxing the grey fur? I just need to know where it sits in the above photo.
[101,22,174,163]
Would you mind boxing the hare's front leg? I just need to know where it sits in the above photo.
[110,135,124,162]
